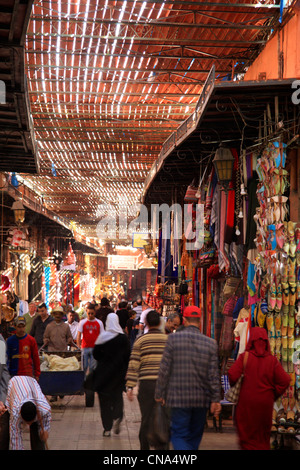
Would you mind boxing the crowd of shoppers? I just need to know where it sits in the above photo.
[0,293,291,451]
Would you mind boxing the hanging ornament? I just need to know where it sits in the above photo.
[51,163,57,177]
[7,228,26,247]
[240,183,247,196]
[11,172,19,187]
[1,275,10,292]
[61,243,76,271]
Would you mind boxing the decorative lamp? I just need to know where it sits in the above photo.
[144,243,152,257]
[213,145,235,192]
[240,183,247,196]
[11,200,25,224]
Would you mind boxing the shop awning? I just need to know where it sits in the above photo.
[142,73,298,207]
[20,0,287,240]
[0,0,39,174]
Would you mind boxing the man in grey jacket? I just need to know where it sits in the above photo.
[0,332,10,449]
[155,305,221,450]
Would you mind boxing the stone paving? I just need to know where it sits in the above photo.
[22,389,240,451]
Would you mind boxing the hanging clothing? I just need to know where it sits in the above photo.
[245,174,259,253]
[28,257,43,303]
[228,327,290,450]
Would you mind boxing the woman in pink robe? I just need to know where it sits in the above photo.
[228,327,290,450]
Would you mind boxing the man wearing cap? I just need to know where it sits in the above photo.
[155,305,221,450]
[6,316,41,380]
[42,306,74,352]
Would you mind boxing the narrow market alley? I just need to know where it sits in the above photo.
[1,0,300,457]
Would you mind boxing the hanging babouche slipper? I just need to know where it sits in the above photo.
[272,409,277,432]
[256,159,264,181]
[288,337,295,373]
[283,238,290,256]
[289,241,297,260]
[266,311,275,332]
[260,275,270,299]
[289,282,297,305]
[274,311,282,334]
[254,231,265,253]
[275,223,286,249]
[280,261,288,284]
[269,336,276,355]
[295,224,300,252]
[281,310,288,336]
[270,168,281,196]
[256,303,267,327]
[270,168,289,196]
[289,372,296,389]
[276,283,282,310]
[268,283,277,310]
[286,410,295,432]
[273,141,287,169]
[272,196,288,223]
[275,336,282,361]
[267,224,277,250]
[260,154,271,175]
[281,336,288,372]
[280,169,289,195]
[287,221,296,242]
[288,310,295,338]
[282,282,290,306]
[288,259,296,284]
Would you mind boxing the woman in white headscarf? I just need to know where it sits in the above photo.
[93,313,131,437]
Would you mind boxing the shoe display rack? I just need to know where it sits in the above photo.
[253,140,300,432]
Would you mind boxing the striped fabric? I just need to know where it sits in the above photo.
[5,375,51,450]
[220,375,234,404]
[126,329,168,388]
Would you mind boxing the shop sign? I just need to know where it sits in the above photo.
[108,255,138,271]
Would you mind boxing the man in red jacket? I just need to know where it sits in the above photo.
[6,316,41,380]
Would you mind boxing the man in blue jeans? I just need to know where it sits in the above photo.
[155,305,221,450]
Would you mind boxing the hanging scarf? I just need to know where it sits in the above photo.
[224,149,239,244]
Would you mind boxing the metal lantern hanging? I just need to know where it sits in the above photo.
[213,145,235,192]
[144,243,152,257]
[11,200,25,224]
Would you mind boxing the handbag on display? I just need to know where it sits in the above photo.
[179,268,188,295]
[184,182,198,203]
[223,276,241,296]
[222,295,238,316]
[225,352,249,404]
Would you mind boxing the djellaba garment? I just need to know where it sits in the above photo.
[228,327,290,450]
